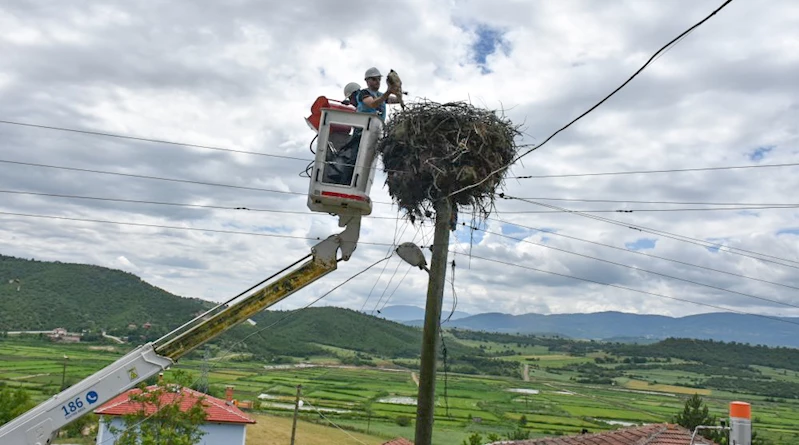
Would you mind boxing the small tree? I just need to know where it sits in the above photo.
[462,432,483,445]
[674,394,724,443]
[0,387,36,426]
[108,384,207,445]
[519,414,528,426]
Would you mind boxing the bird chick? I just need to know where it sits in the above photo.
[386,69,406,110]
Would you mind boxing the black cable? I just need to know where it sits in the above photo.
[503,197,799,206]
[0,189,400,220]
[465,223,799,310]
[0,119,311,162]
[462,252,799,327]
[154,254,312,347]
[492,205,799,214]
[507,161,799,179]
[0,159,395,205]
[500,195,799,269]
[487,216,799,292]
[0,120,402,173]
[0,211,400,247]
[446,0,736,199]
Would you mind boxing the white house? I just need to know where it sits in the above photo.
[94,385,255,445]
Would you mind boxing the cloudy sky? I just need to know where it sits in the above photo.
[1,0,798,320]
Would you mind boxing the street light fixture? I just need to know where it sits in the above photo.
[396,242,429,272]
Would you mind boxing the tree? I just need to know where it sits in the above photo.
[462,432,483,445]
[519,414,528,426]
[108,384,207,445]
[673,394,724,443]
[0,387,36,426]
[506,428,531,440]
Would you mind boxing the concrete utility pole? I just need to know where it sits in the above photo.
[290,384,302,445]
[414,198,452,445]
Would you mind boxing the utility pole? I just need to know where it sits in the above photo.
[60,355,69,391]
[290,384,302,445]
[414,198,452,445]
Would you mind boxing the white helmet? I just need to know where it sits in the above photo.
[344,82,361,99]
[364,67,382,79]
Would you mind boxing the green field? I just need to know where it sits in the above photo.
[4,336,799,444]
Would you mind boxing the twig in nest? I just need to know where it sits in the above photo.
[376,100,522,223]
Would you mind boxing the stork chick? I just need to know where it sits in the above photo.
[386,69,406,110]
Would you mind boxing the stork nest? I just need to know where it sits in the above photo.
[377,100,521,222]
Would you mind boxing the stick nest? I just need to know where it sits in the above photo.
[377,100,521,222]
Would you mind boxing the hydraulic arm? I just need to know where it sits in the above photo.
[0,216,361,445]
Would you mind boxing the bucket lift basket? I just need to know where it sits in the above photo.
[307,107,382,216]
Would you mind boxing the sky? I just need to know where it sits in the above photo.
[1,0,798,320]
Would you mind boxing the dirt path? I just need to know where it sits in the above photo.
[411,372,419,387]
[523,363,530,381]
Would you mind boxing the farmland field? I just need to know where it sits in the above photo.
[3,336,799,444]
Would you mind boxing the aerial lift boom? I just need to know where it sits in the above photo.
[0,103,381,445]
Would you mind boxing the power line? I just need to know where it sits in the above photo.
[0,158,395,205]
[507,162,799,179]
[486,216,799,292]
[463,252,799,327]
[0,119,311,162]
[500,195,799,270]
[302,400,370,445]
[492,205,799,214]
[502,197,799,206]
[0,211,403,248]
[101,254,391,444]
[0,119,402,173]
[464,223,799,310]
[0,189,400,220]
[447,0,736,199]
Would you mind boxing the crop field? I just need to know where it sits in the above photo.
[4,337,799,444]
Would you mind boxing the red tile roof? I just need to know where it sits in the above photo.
[488,424,718,445]
[94,385,256,425]
[382,438,414,445]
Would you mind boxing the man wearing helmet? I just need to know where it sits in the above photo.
[357,67,401,122]
[342,82,361,106]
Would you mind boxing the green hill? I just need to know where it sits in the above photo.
[0,253,481,363]
[0,254,210,332]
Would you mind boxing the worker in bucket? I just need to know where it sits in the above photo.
[342,82,361,106]
[357,67,401,122]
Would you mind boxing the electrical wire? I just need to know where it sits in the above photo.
[506,161,799,179]
[500,195,799,270]
[0,119,400,173]
[302,400,370,445]
[486,216,799,292]
[0,119,311,161]
[491,205,799,214]
[98,254,390,444]
[0,211,400,247]
[461,252,799,327]
[464,223,799,310]
[501,197,799,206]
[0,189,401,220]
[446,0,736,199]
[0,159,396,205]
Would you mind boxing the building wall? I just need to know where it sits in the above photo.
[96,417,247,445]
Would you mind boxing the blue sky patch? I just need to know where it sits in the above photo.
[470,25,509,74]
[625,238,657,250]
[748,145,774,161]
[777,228,799,236]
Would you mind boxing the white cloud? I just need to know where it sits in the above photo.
[0,0,798,320]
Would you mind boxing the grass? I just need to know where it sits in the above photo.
[246,413,386,445]
[624,379,712,396]
[5,336,799,444]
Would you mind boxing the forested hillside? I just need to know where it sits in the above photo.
[0,254,210,332]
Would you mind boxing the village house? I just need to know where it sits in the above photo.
[94,385,255,445]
